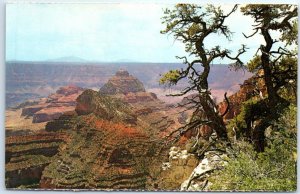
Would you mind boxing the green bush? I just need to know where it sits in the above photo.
[226,98,268,138]
[209,105,297,191]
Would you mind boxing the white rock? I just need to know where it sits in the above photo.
[181,150,188,155]
[181,150,228,191]
[169,150,178,158]
[180,154,188,160]
[170,146,179,152]
[162,162,171,170]
[172,156,178,160]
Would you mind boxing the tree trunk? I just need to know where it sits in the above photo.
[261,53,279,108]
[199,92,228,139]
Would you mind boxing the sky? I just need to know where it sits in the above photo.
[6,3,279,63]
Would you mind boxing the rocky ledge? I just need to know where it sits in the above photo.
[218,71,266,121]
[5,132,71,188]
[157,146,199,190]
[181,150,228,191]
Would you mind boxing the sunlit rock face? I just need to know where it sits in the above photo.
[75,89,137,125]
[218,71,266,121]
[100,69,146,95]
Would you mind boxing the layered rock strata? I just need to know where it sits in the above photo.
[5,132,71,188]
[39,89,165,190]
[100,69,145,95]
[21,85,84,123]
[6,70,192,190]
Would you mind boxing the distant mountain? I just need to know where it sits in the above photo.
[46,56,89,62]
[6,62,252,107]
[114,58,137,63]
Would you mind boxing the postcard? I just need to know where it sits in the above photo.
[5,2,297,191]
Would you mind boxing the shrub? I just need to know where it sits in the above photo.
[209,105,297,191]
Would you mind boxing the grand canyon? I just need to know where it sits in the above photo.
[5,3,297,191]
[5,62,253,190]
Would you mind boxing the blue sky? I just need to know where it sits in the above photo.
[6,3,270,63]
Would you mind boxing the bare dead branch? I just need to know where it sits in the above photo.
[220,92,230,117]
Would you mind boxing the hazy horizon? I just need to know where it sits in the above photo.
[5,57,232,65]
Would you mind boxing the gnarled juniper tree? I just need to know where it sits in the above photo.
[239,5,297,151]
[241,4,297,108]
[160,4,246,143]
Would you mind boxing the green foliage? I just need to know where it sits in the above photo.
[160,4,238,58]
[273,104,297,135]
[159,69,181,86]
[209,105,297,191]
[226,98,268,137]
[276,55,297,103]
[240,4,297,109]
[280,19,298,46]
[185,136,210,155]
[246,55,261,73]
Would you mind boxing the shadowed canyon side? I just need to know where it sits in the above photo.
[5,133,71,188]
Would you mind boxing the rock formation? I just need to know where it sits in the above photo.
[5,62,258,191]
[181,150,228,191]
[99,69,186,137]
[39,89,165,190]
[100,69,145,95]
[36,70,190,190]
[218,71,266,121]
[75,89,137,124]
[157,146,199,190]
[21,85,84,123]
[5,132,71,188]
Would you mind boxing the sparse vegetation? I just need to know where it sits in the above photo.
[161,3,297,192]
[209,105,297,191]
